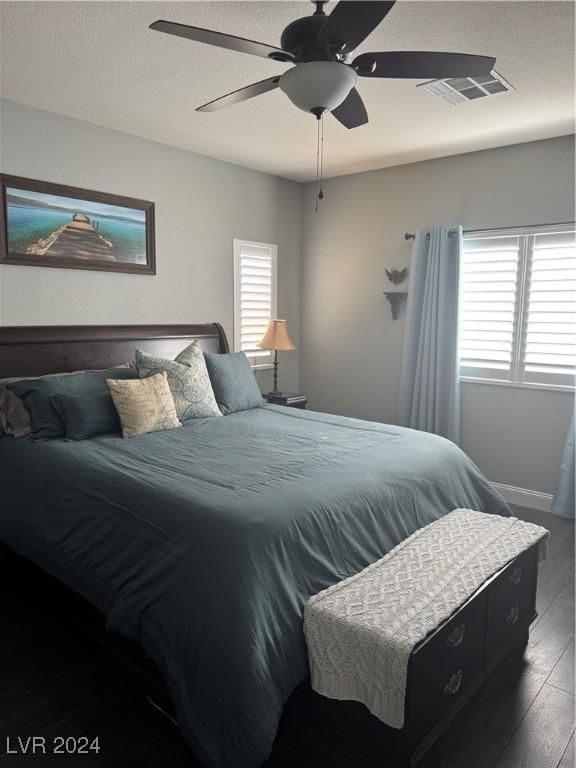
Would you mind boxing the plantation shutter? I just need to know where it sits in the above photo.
[459,234,521,380]
[522,230,576,385]
[459,225,575,387]
[233,240,277,363]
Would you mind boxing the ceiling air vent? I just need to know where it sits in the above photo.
[418,71,514,105]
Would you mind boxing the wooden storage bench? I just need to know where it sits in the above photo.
[405,541,539,763]
[306,513,545,767]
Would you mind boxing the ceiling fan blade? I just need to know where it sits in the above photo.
[316,2,396,54]
[150,20,294,63]
[353,51,496,79]
[331,88,368,129]
[196,76,281,112]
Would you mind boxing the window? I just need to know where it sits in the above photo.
[233,239,277,366]
[459,224,576,388]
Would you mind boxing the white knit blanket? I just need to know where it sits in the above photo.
[304,509,549,730]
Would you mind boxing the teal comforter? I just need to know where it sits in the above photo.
[0,405,508,767]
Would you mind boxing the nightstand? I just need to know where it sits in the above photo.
[263,392,307,410]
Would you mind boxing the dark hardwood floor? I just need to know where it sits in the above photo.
[0,506,573,768]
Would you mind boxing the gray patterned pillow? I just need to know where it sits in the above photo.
[0,381,31,438]
[135,341,220,421]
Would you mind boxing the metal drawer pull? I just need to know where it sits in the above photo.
[510,566,522,585]
[506,605,520,625]
[446,624,466,647]
[443,670,463,696]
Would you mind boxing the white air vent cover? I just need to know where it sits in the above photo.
[418,70,514,104]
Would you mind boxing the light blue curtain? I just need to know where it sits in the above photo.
[397,226,462,443]
[551,407,575,518]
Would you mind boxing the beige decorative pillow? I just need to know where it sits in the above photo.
[107,372,181,439]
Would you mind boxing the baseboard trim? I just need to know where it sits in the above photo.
[491,482,552,512]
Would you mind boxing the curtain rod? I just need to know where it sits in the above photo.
[404,221,574,241]
[404,229,458,240]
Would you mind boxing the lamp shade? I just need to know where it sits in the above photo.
[257,319,295,351]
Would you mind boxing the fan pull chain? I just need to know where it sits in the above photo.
[315,116,321,212]
[315,112,325,212]
[319,113,325,201]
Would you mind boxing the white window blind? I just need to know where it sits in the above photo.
[459,225,576,388]
[459,234,520,380]
[233,239,277,365]
[524,230,576,383]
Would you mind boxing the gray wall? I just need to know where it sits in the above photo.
[1,99,573,494]
[301,135,575,494]
[0,99,303,392]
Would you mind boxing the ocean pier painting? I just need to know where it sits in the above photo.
[1,175,155,274]
[26,213,117,261]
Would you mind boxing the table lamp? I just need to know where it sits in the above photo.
[257,319,295,395]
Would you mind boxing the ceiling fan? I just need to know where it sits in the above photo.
[150,0,496,129]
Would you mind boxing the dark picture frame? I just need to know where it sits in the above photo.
[0,174,156,275]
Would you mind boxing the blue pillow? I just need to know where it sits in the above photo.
[8,368,137,440]
[203,352,264,415]
[51,391,121,441]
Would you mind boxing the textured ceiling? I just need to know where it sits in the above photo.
[0,1,574,181]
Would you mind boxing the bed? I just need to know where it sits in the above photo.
[0,324,509,768]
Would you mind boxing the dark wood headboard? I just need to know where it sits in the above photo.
[0,323,229,379]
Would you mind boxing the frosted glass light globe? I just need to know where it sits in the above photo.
[280,62,357,114]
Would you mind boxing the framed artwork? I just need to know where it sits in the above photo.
[0,174,155,275]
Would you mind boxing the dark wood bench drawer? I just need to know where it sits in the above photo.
[408,589,487,741]
[306,521,545,768]
[485,546,537,659]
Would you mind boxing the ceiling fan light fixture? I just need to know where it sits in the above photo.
[280,62,357,114]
